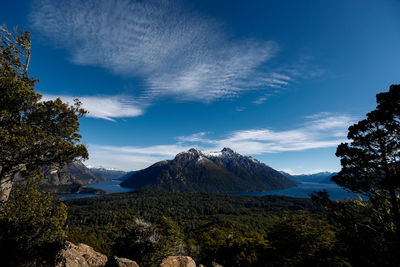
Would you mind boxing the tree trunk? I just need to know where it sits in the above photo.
[0,173,13,204]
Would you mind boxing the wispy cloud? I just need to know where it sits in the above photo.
[253,95,270,105]
[188,112,356,154]
[86,144,192,171]
[30,0,289,102]
[176,132,214,143]
[42,94,144,121]
[91,144,191,157]
[86,113,356,170]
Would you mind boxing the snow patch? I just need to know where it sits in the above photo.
[207,152,222,157]
[197,156,205,162]
[248,157,259,163]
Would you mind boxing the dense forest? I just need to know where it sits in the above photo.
[63,189,334,266]
[3,183,399,266]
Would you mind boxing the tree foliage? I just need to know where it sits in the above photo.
[311,85,400,266]
[333,85,400,226]
[0,25,88,203]
[0,179,68,266]
[267,211,348,266]
[65,190,348,266]
[114,216,185,267]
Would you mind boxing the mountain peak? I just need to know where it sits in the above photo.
[174,148,203,161]
[221,147,235,154]
[187,148,202,155]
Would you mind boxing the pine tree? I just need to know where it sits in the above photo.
[0,25,88,203]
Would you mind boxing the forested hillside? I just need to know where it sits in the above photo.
[65,189,339,266]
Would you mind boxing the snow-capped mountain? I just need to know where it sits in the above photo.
[121,148,295,193]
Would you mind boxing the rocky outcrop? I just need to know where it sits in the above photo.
[159,256,196,267]
[55,241,108,267]
[55,242,140,267]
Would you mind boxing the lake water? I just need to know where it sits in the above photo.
[59,180,134,200]
[61,180,359,201]
[236,182,360,200]
[85,180,134,194]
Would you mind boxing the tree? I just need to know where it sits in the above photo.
[0,178,68,266]
[333,85,400,228]
[0,25,88,203]
[267,212,346,267]
[312,191,399,266]
[113,217,185,267]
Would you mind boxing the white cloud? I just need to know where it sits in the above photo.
[176,132,214,143]
[198,112,356,155]
[30,0,288,102]
[42,94,144,121]
[86,144,193,171]
[85,151,167,171]
[253,96,269,105]
[92,144,191,157]
[85,113,356,170]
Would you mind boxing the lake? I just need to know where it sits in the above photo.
[59,179,134,200]
[61,180,360,201]
[236,182,361,200]
[85,180,134,194]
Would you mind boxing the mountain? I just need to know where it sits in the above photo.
[89,167,128,180]
[121,148,295,193]
[118,171,137,180]
[279,171,301,184]
[286,172,337,184]
[38,161,106,194]
[64,161,109,183]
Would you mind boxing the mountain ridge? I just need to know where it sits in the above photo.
[280,171,337,184]
[38,161,107,194]
[121,148,295,193]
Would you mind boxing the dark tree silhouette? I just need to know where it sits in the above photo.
[333,84,400,228]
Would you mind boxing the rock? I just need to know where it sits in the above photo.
[159,256,196,267]
[106,256,139,267]
[55,241,108,267]
[211,262,223,267]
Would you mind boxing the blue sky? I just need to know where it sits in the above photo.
[2,0,400,173]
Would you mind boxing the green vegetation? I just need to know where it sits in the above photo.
[313,84,400,266]
[114,216,185,266]
[39,184,105,195]
[64,189,347,266]
[0,179,67,266]
[334,85,400,226]
[0,26,87,203]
